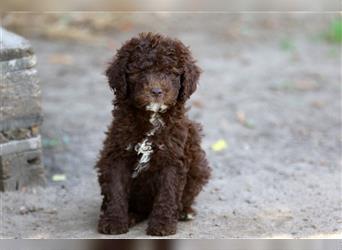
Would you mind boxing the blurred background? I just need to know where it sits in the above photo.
[0,0,340,11]
[0,11,341,240]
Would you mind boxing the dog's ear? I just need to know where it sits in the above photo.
[178,58,201,102]
[105,50,129,100]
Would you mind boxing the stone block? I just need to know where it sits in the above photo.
[0,136,45,191]
[0,28,45,191]
[1,28,42,131]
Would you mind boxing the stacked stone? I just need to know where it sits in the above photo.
[0,28,45,191]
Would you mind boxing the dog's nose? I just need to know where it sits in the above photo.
[151,88,163,96]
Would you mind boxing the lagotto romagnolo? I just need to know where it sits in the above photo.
[96,32,211,236]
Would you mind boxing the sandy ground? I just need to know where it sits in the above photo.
[1,14,341,239]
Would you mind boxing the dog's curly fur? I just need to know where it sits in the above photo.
[96,32,211,236]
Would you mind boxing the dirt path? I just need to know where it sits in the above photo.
[1,14,341,238]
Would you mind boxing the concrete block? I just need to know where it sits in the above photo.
[0,28,42,131]
[0,28,45,191]
[0,136,45,191]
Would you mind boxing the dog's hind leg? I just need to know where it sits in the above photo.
[179,158,210,221]
[180,125,211,221]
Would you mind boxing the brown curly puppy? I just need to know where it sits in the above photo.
[96,32,211,236]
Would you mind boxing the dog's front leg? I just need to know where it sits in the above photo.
[147,165,186,236]
[98,160,131,235]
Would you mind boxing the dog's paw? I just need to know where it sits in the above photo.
[98,217,129,235]
[179,211,195,221]
[146,222,177,236]
[179,207,197,221]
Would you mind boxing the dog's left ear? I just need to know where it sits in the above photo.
[105,53,129,100]
[178,57,201,102]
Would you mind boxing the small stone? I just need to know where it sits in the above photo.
[19,206,28,215]
[45,209,57,214]
[218,196,226,201]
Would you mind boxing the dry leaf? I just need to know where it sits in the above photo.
[52,174,67,182]
[211,139,228,152]
[294,79,319,91]
[192,100,204,109]
[236,111,246,124]
[236,111,255,129]
[49,54,74,65]
[311,100,325,108]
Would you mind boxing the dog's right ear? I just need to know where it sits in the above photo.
[105,51,129,99]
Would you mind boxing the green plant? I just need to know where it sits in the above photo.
[326,19,342,43]
[280,38,295,51]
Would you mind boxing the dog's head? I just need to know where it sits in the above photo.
[105,33,201,111]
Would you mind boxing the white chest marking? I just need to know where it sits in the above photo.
[131,103,167,178]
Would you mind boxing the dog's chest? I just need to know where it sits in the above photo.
[125,107,167,178]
